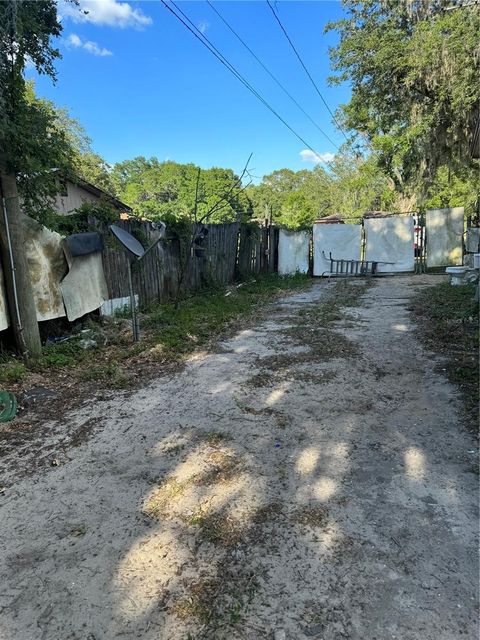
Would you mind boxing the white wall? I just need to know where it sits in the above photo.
[54,180,100,215]
[426,208,464,267]
[364,216,414,273]
[278,229,310,275]
[313,223,361,276]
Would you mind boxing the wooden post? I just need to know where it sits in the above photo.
[0,171,42,358]
[262,218,268,272]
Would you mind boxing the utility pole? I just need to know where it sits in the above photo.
[0,168,42,358]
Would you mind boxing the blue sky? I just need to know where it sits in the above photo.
[29,0,350,179]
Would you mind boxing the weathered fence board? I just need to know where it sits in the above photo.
[237,225,263,276]
[100,221,246,308]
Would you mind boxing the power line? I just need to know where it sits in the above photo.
[206,0,339,150]
[161,0,332,164]
[266,0,350,143]
[166,0,329,158]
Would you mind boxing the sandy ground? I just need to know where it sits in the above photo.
[0,275,478,640]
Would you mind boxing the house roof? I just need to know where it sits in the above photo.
[51,168,132,212]
[314,214,345,224]
[69,175,133,212]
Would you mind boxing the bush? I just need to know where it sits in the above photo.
[0,363,27,384]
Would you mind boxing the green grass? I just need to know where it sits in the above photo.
[0,362,27,384]
[78,361,131,388]
[144,273,310,358]
[0,273,311,389]
[32,339,87,370]
[410,282,479,427]
[113,304,133,319]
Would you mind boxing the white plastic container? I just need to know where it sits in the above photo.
[473,253,480,269]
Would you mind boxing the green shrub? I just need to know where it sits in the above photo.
[0,363,27,384]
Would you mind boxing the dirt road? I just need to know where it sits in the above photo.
[0,275,478,640]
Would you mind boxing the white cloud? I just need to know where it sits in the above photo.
[299,150,335,165]
[66,33,113,56]
[60,0,152,29]
[197,19,209,34]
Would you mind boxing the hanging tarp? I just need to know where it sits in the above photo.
[22,216,67,321]
[60,245,109,322]
[364,216,414,273]
[313,223,361,276]
[0,217,108,331]
[426,208,464,267]
[278,229,310,275]
[65,232,104,257]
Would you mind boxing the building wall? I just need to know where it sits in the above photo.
[54,180,100,215]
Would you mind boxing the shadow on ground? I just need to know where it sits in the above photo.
[0,276,478,640]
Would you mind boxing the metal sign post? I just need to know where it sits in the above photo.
[109,223,165,342]
[126,260,140,342]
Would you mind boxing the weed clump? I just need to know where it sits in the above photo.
[143,477,190,518]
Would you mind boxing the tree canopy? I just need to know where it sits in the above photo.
[3,0,478,231]
[246,153,399,229]
[327,0,480,203]
[111,157,252,224]
[0,0,63,174]
[12,82,116,222]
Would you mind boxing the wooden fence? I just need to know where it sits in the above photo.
[100,220,278,308]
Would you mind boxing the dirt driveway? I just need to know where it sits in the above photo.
[0,275,478,640]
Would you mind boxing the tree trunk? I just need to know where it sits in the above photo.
[0,171,42,358]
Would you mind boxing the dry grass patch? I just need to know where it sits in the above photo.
[296,370,337,384]
[246,368,336,388]
[172,576,221,623]
[144,448,241,520]
[172,566,259,631]
[203,430,231,446]
[235,400,288,428]
[246,371,275,388]
[143,477,190,518]
[291,505,330,528]
[251,502,284,524]
[255,279,371,372]
[256,329,358,371]
[282,326,360,360]
[187,509,246,547]
[194,451,240,486]
[237,403,276,417]
[333,496,350,507]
